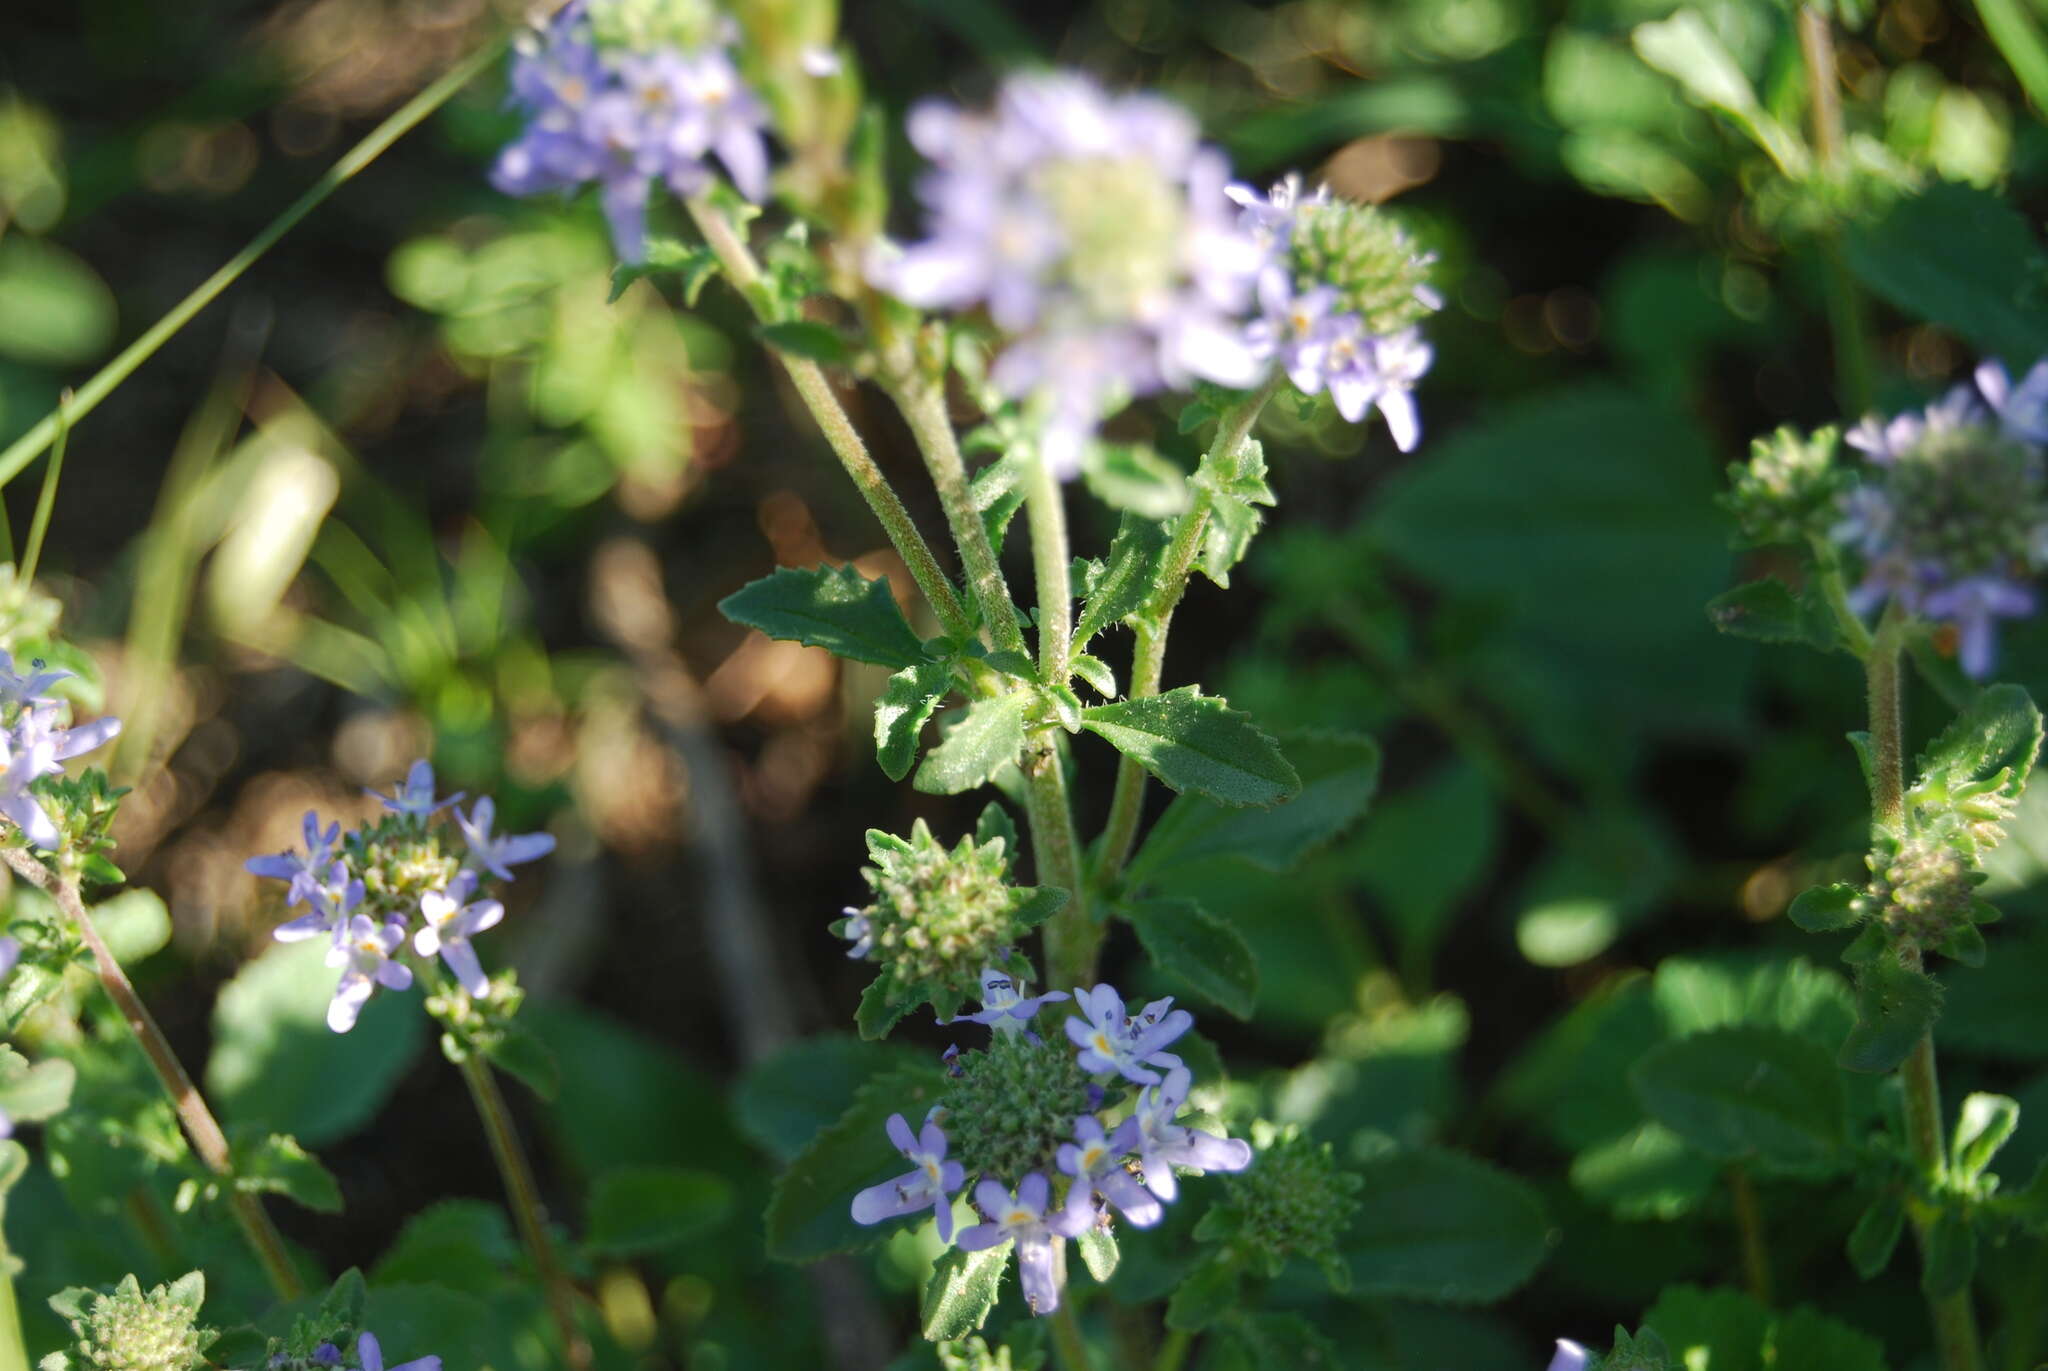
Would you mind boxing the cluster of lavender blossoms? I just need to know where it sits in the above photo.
[850,971,1249,1316]
[0,651,119,852]
[1835,357,2048,677]
[245,761,553,1033]
[872,73,1439,474]
[491,0,772,262]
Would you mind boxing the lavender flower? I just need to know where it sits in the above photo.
[367,759,461,821]
[413,870,506,997]
[491,0,772,263]
[324,915,412,1033]
[1979,358,2048,444]
[940,966,1069,1031]
[454,797,555,881]
[271,864,363,949]
[0,652,70,709]
[0,704,120,850]
[1064,983,1191,1084]
[955,1174,1088,1315]
[1132,1066,1251,1201]
[872,71,1263,477]
[1057,1115,1160,1229]
[355,1332,441,1371]
[850,1112,966,1241]
[835,906,873,959]
[245,811,344,907]
[1547,1341,1590,1371]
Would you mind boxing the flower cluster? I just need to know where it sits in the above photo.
[491,0,772,262]
[45,1272,216,1371]
[245,761,552,1033]
[277,1332,440,1371]
[850,976,1249,1316]
[0,650,120,852]
[872,72,1264,476]
[1231,173,1439,451]
[1834,357,2048,677]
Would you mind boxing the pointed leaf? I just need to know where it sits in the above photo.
[1081,688,1299,808]
[765,1062,950,1262]
[1629,1026,1847,1175]
[1345,1148,1549,1301]
[719,564,926,669]
[233,1132,342,1214]
[586,1166,734,1256]
[1122,898,1257,1018]
[1076,1225,1118,1282]
[914,693,1030,795]
[1129,730,1379,882]
[921,1244,1009,1340]
[756,320,853,366]
[1082,444,1191,519]
[1787,882,1863,933]
[1847,1190,1905,1279]
[1839,959,1942,1073]
[1952,1092,2020,1181]
[1705,577,1837,651]
[1075,514,1170,647]
[1915,683,2042,799]
[876,660,952,781]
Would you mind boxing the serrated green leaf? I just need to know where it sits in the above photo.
[1953,1092,2020,1181]
[765,1063,949,1262]
[1081,688,1299,808]
[1641,1285,1769,1371]
[719,564,925,669]
[1788,882,1863,932]
[1922,1205,1976,1297]
[1129,730,1378,883]
[1848,1190,1905,1278]
[1076,1224,1117,1282]
[1629,1026,1847,1174]
[970,453,1029,557]
[1843,181,2048,363]
[1939,922,1987,967]
[1082,444,1192,519]
[1705,577,1837,651]
[735,1036,923,1163]
[1122,898,1257,1018]
[915,693,1030,795]
[1344,1148,1549,1301]
[855,975,920,1042]
[922,1245,1009,1341]
[876,660,952,781]
[233,1132,342,1213]
[1075,513,1170,647]
[756,319,853,366]
[371,1200,518,1293]
[586,1166,733,1256]
[1840,958,1941,1073]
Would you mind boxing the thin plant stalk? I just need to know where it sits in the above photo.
[1021,456,1091,988]
[454,1052,592,1371]
[1796,5,1877,417]
[17,391,70,592]
[1861,618,1983,1371]
[0,39,507,492]
[1729,1167,1773,1305]
[682,197,975,643]
[0,1228,26,1371]
[1150,1328,1192,1371]
[0,849,303,1299]
[1047,1294,1095,1371]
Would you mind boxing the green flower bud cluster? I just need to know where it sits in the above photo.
[1883,424,2046,579]
[938,1333,1041,1371]
[941,1030,1096,1182]
[1859,832,1984,955]
[1196,1124,1360,1289]
[586,0,722,52]
[45,1273,215,1371]
[425,967,526,1060]
[1722,425,1847,547]
[1600,1326,1674,1371]
[1290,199,1437,339]
[837,821,1062,1018]
[349,822,462,921]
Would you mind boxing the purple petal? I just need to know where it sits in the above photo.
[852,1173,928,1225]
[1015,1228,1061,1314]
[438,941,485,996]
[953,1221,1010,1252]
[1546,1341,1590,1371]
[886,1113,917,1156]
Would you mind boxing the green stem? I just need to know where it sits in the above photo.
[455,1053,591,1371]
[1972,0,2048,118]
[0,1229,25,1371]
[682,198,975,643]
[0,39,506,493]
[1150,1328,1192,1371]
[1730,1167,1773,1306]
[17,392,69,591]
[1048,1295,1095,1371]
[0,849,302,1300]
[1863,620,1981,1371]
[1021,455,1090,989]
[1026,453,1072,685]
[1797,5,1876,417]
[1809,536,1877,661]
[1096,377,1283,889]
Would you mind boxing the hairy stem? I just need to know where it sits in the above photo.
[1048,1296,1095,1371]
[1868,606,1906,833]
[1096,377,1283,888]
[1027,454,1073,685]
[683,197,974,642]
[1022,457,1091,989]
[0,39,505,492]
[1797,5,1877,417]
[0,850,302,1299]
[455,1053,591,1371]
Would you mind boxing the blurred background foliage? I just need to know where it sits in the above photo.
[4,0,2048,1366]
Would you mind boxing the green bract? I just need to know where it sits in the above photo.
[1289,199,1437,339]
[1722,424,1846,547]
[941,1031,1095,1182]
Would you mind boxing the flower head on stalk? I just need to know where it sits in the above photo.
[1131,1066,1251,1201]
[1231,172,1439,450]
[940,966,1069,1032]
[850,1112,966,1241]
[872,71,1264,477]
[367,759,461,822]
[491,0,772,262]
[1828,356,2048,677]
[271,865,364,949]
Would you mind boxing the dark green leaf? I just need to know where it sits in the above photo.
[1082,444,1192,519]
[1766,1307,1888,1371]
[1640,1285,1770,1371]
[876,660,952,782]
[1788,882,1863,932]
[922,1246,1008,1340]
[586,1166,733,1256]
[1122,898,1257,1019]
[1629,1026,1847,1174]
[1075,513,1170,647]
[1077,1225,1118,1282]
[1081,688,1298,808]
[756,320,853,366]
[1921,1205,1976,1297]
[1847,1191,1905,1279]
[0,1050,72,1123]
[971,453,1028,557]
[765,1063,949,1262]
[1223,1313,1342,1371]
[1843,182,2048,362]
[734,1035,922,1162]
[1164,1257,1239,1332]
[1840,959,1942,1073]
[1345,1148,1549,1301]
[855,975,921,1042]
[1568,1122,1717,1220]
[371,1201,518,1293]
[1953,1092,2020,1181]
[719,564,926,669]
[974,802,1019,866]
[1915,683,2042,799]
[1939,922,1987,968]
[484,1026,559,1102]
[1129,730,1379,883]
[1705,577,1837,651]
[915,693,1030,795]
[233,1133,342,1214]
